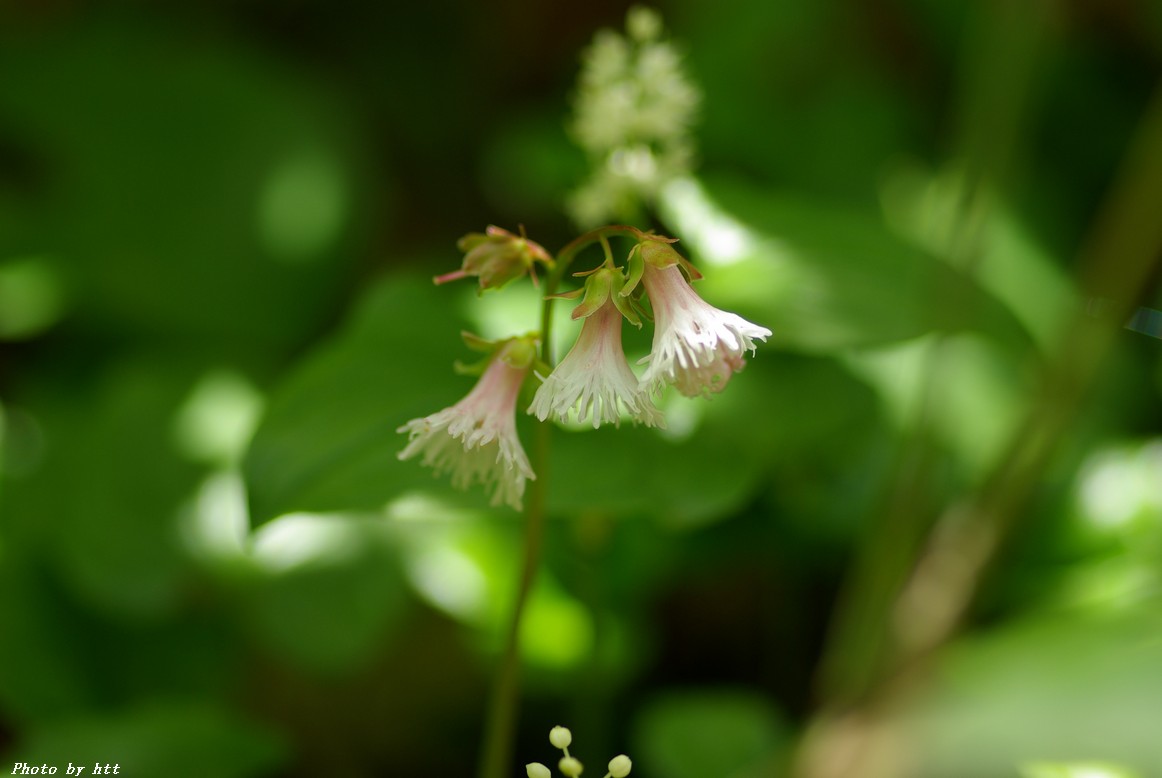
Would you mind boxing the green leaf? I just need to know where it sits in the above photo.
[896,613,1162,777]
[632,688,791,778]
[244,273,475,526]
[547,353,878,526]
[5,701,286,778]
[244,515,411,674]
[0,15,371,352]
[4,360,204,616]
[660,176,1033,352]
[0,562,97,722]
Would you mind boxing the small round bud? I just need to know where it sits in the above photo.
[526,763,552,778]
[549,726,573,750]
[607,754,632,777]
[559,756,584,776]
[626,6,662,43]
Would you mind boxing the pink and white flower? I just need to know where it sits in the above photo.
[397,344,535,510]
[529,298,663,428]
[639,261,771,397]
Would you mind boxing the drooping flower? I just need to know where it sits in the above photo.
[435,226,553,291]
[397,337,536,510]
[636,241,771,397]
[529,266,662,428]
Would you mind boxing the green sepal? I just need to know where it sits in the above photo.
[452,356,491,377]
[456,232,487,252]
[628,283,654,324]
[677,253,704,282]
[461,330,498,353]
[497,333,539,369]
[570,269,614,320]
[638,238,682,269]
[531,358,554,382]
[612,287,642,328]
[456,331,538,374]
[545,287,585,301]
[601,267,640,327]
[572,262,606,277]
[621,244,645,296]
[638,238,704,282]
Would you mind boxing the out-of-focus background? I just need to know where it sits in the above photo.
[2,0,1161,776]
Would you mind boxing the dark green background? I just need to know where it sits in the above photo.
[1,1,1161,776]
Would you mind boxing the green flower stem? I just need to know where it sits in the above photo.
[477,224,639,778]
[477,420,550,778]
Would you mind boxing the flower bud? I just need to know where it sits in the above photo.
[497,333,539,370]
[559,756,584,776]
[526,763,552,778]
[626,6,662,43]
[607,754,632,777]
[549,725,573,750]
[437,226,553,291]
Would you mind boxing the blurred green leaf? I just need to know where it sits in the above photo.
[674,0,925,202]
[841,333,1028,480]
[4,359,204,615]
[632,688,791,778]
[480,110,583,223]
[0,558,241,724]
[245,514,410,674]
[879,163,1078,350]
[1020,761,1142,778]
[0,15,370,350]
[0,562,97,722]
[661,176,1033,352]
[897,613,1162,778]
[6,701,286,778]
[548,353,878,526]
[243,273,473,526]
[0,257,66,340]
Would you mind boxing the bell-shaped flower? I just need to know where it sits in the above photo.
[435,225,553,291]
[529,265,663,428]
[636,240,771,397]
[397,336,536,510]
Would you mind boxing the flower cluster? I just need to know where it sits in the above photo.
[526,725,632,778]
[568,6,700,227]
[397,228,770,511]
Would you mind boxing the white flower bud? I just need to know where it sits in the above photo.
[549,725,573,750]
[526,763,551,778]
[559,756,584,776]
[626,6,662,43]
[607,754,632,777]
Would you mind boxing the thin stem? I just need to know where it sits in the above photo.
[477,420,551,778]
[479,229,640,778]
[598,234,615,266]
